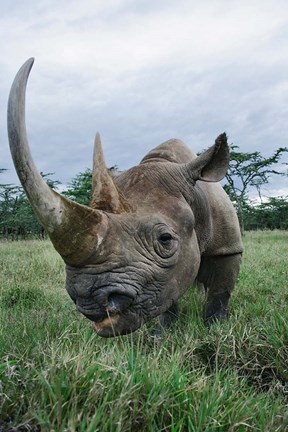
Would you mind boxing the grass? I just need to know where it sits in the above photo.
[0,232,288,431]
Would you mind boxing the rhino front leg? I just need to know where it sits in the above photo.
[198,253,242,324]
[151,303,179,338]
[159,302,179,329]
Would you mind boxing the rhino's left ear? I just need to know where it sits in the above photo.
[184,133,229,183]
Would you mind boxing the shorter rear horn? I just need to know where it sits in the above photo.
[90,132,132,213]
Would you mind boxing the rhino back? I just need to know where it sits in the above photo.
[140,139,197,164]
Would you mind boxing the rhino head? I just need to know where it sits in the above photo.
[7,59,231,337]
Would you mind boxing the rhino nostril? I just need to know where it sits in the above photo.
[107,293,133,314]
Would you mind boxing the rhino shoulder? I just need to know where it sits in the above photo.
[198,182,243,256]
[140,139,197,164]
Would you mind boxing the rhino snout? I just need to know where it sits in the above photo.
[76,285,137,322]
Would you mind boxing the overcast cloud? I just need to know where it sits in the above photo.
[1,0,288,198]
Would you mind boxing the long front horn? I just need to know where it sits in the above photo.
[90,132,132,213]
[7,58,107,265]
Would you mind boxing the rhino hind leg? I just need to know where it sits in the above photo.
[198,253,242,324]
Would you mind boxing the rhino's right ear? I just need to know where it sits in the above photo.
[184,133,229,183]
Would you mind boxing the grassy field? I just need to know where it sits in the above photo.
[0,231,287,431]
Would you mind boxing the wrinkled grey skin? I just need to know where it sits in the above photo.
[7,58,243,338]
[66,140,243,337]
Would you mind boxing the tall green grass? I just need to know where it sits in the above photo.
[0,232,287,431]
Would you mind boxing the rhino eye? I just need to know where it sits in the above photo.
[153,226,178,259]
[158,233,173,245]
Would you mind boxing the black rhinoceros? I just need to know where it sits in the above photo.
[7,58,243,337]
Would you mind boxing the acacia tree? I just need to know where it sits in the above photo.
[243,196,288,230]
[224,146,288,234]
[63,168,93,205]
[0,171,60,238]
[63,166,118,206]
[0,183,21,237]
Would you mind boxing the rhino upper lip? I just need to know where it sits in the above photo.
[77,298,128,322]
[76,304,108,322]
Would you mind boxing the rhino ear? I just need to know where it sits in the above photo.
[185,133,229,183]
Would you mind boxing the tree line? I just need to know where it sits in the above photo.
[0,147,287,239]
[223,145,287,234]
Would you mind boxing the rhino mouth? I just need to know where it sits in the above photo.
[75,289,141,336]
[76,303,122,335]
[92,315,120,334]
[68,273,164,337]
[92,311,142,337]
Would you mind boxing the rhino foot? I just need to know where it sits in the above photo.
[159,302,179,329]
[151,303,179,337]
[203,291,230,325]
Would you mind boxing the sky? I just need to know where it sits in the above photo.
[1,0,288,199]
